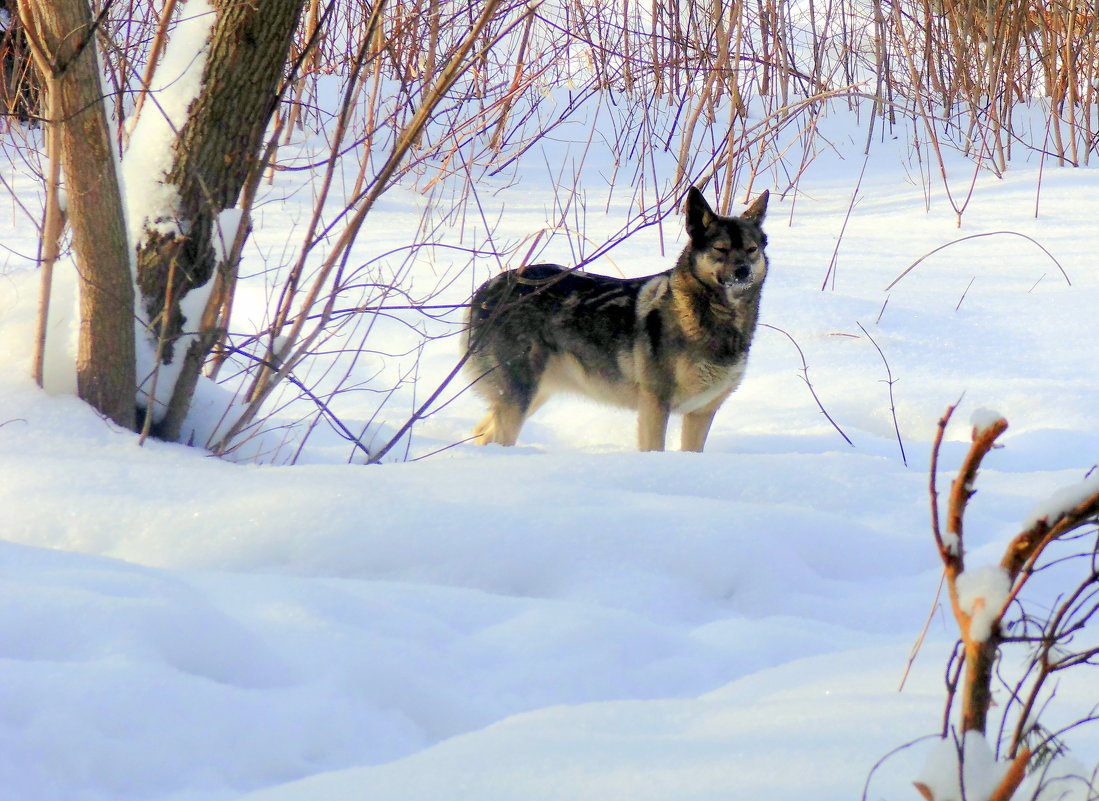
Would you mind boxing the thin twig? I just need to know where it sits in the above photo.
[857,321,906,466]
[760,323,853,447]
[899,568,947,692]
[885,232,1071,292]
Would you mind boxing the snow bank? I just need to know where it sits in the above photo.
[241,647,940,801]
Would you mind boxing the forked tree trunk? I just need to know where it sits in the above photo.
[19,0,136,431]
[136,0,305,442]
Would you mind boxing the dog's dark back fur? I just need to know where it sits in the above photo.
[464,187,769,451]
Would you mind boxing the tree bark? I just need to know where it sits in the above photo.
[19,0,136,431]
[961,633,998,734]
[135,0,305,442]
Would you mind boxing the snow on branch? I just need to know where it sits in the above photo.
[1022,472,1099,531]
[918,405,1099,801]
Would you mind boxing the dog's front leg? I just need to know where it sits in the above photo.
[680,391,730,452]
[681,408,719,452]
[637,390,670,451]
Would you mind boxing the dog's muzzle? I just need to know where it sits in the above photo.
[722,264,753,288]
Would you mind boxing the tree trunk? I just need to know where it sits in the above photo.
[135,0,306,442]
[961,633,998,734]
[19,0,136,431]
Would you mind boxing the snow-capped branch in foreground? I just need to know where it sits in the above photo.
[970,407,1007,438]
[914,733,1009,801]
[1022,471,1099,530]
[954,566,1011,642]
[933,404,1009,560]
[919,406,1099,801]
[941,528,960,556]
[912,732,1097,801]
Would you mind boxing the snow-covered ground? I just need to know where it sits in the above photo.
[2,101,1098,800]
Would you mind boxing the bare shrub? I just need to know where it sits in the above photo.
[912,405,1099,801]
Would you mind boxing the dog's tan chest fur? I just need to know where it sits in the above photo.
[672,356,747,414]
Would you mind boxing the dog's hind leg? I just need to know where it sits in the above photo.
[472,403,527,445]
[470,351,546,446]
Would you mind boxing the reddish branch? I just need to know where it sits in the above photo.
[923,405,1099,801]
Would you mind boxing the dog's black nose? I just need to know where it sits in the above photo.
[734,265,751,281]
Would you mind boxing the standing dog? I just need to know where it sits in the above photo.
[463,186,769,451]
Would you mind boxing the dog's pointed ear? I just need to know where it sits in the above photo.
[685,186,715,242]
[741,190,769,225]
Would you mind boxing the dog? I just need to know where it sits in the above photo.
[463,186,769,451]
